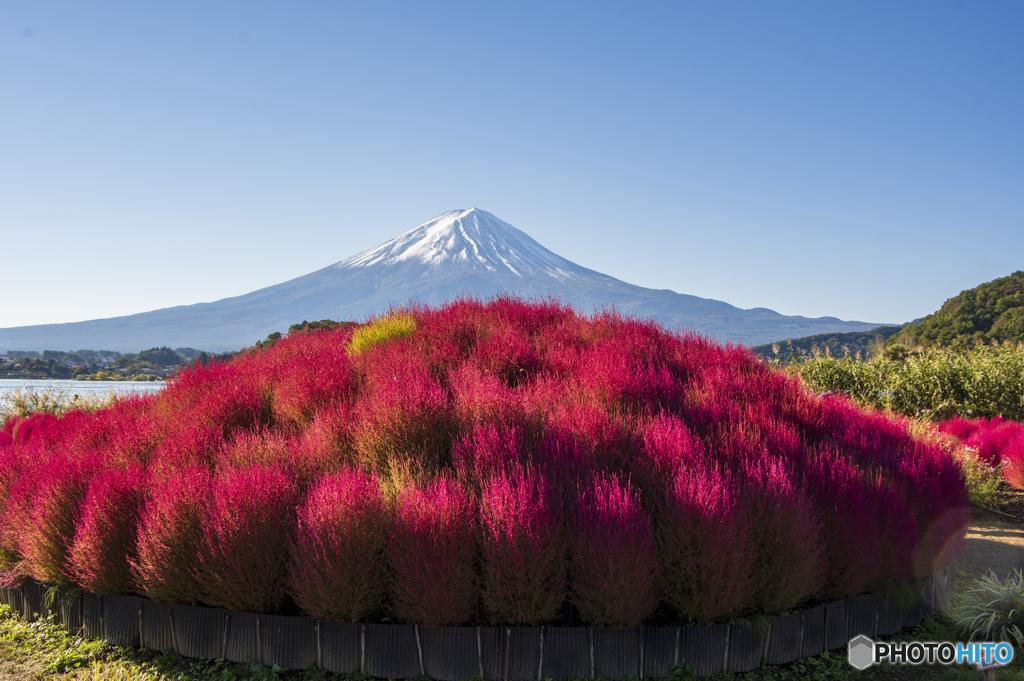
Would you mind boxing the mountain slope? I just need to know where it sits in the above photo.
[888,270,1024,348]
[0,208,883,352]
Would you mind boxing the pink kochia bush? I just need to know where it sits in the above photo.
[740,456,825,613]
[0,447,28,581]
[288,470,390,622]
[803,451,880,600]
[479,466,566,625]
[0,296,972,625]
[569,474,660,627]
[938,416,1024,489]
[271,330,355,428]
[12,452,103,585]
[353,343,454,474]
[655,455,753,622]
[635,414,752,622]
[195,466,296,613]
[68,465,147,594]
[387,477,477,626]
[132,467,212,605]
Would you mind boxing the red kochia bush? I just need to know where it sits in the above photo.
[472,322,540,386]
[271,330,355,427]
[539,402,634,494]
[15,453,102,584]
[452,422,529,491]
[896,443,971,577]
[156,359,271,436]
[0,448,28,583]
[633,413,706,500]
[450,363,526,429]
[804,450,879,600]
[867,474,917,585]
[132,466,212,604]
[148,424,224,477]
[288,470,390,621]
[657,457,753,622]
[218,427,326,492]
[299,402,357,469]
[568,335,680,415]
[67,465,146,594]
[635,412,753,621]
[353,343,454,473]
[6,413,59,445]
[387,477,477,626]
[936,415,1024,489]
[1004,435,1024,489]
[195,466,296,613]
[1,416,21,439]
[479,466,566,625]
[740,456,825,613]
[569,474,660,627]
[936,416,984,443]
[936,416,1011,465]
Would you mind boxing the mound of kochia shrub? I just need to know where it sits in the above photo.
[68,465,147,594]
[388,477,478,626]
[288,470,389,622]
[0,297,971,627]
[937,416,1024,489]
[570,473,660,627]
[131,466,211,605]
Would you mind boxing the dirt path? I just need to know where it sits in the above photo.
[956,510,1024,590]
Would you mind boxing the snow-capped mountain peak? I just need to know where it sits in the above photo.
[0,206,885,352]
[338,208,579,278]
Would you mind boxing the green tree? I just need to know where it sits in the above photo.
[136,347,185,366]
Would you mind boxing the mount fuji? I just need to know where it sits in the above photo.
[0,208,881,352]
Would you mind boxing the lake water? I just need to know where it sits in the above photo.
[0,378,165,410]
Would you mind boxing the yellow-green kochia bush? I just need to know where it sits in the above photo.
[347,314,416,355]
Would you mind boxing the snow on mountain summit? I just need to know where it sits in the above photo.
[338,208,581,279]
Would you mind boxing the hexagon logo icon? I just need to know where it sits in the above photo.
[848,635,874,670]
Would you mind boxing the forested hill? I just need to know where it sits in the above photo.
[751,324,910,361]
[753,271,1024,361]
[890,270,1024,348]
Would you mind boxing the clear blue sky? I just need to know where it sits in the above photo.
[2,1,1021,329]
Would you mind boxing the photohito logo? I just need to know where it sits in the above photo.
[848,635,1014,670]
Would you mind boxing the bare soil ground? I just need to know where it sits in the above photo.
[957,488,1024,586]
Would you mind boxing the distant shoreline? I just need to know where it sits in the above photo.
[0,374,165,382]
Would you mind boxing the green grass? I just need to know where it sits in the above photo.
[952,570,1024,649]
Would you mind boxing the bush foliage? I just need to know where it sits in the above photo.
[935,416,1024,491]
[0,296,970,625]
[132,466,212,604]
[790,342,1024,422]
[287,469,390,622]
[388,477,478,626]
